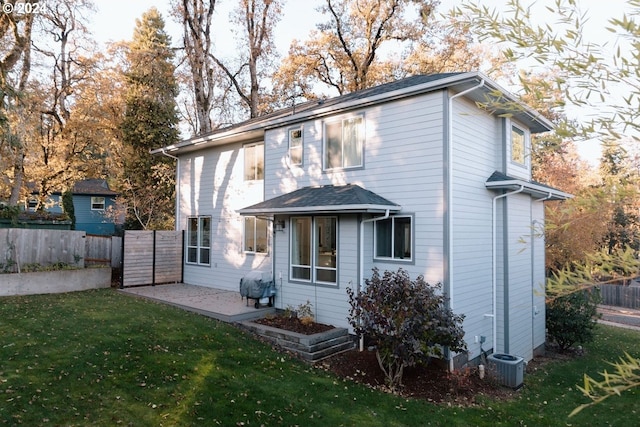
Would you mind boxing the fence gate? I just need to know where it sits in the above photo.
[121,230,183,287]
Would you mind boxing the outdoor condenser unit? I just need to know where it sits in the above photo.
[487,353,524,389]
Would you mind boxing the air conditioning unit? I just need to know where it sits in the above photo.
[488,353,524,389]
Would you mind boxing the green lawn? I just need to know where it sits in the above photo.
[1,289,638,426]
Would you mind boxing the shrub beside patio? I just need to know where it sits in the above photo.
[1,289,639,426]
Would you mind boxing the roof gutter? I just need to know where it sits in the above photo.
[447,78,485,371]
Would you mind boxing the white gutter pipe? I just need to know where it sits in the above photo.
[490,186,524,354]
[358,209,390,351]
[160,148,180,230]
[447,79,484,370]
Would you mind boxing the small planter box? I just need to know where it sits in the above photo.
[0,267,111,296]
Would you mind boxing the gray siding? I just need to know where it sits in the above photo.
[450,96,501,361]
[178,143,271,291]
[264,92,446,329]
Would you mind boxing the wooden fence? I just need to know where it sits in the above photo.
[1,228,87,271]
[85,234,122,268]
[599,284,640,309]
[121,230,183,287]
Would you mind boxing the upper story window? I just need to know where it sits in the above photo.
[187,216,211,265]
[510,125,526,166]
[324,115,364,170]
[375,215,413,261]
[244,142,264,181]
[244,216,268,253]
[91,197,105,210]
[288,127,303,166]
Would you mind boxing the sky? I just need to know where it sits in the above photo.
[90,0,633,165]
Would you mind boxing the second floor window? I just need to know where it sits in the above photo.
[324,116,364,170]
[288,128,303,165]
[244,142,264,181]
[511,125,526,165]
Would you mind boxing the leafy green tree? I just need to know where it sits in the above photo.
[347,268,466,391]
[546,288,601,352]
[120,8,179,230]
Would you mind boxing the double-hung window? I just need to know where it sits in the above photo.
[91,197,105,210]
[291,216,337,285]
[244,216,268,253]
[510,125,526,166]
[187,216,211,265]
[375,215,412,261]
[288,127,303,165]
[324,115,364,169]
[244,142,264,181]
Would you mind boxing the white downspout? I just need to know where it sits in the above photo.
[491,186,524,354]
[160,149,180,230]
[358,209,390,351]
[447,79,484,370]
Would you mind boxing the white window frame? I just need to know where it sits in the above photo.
[244,216,269,254]
[290,216,338,285]
[186,216,211,265]
[323,115,364,170]
[374,215,413,261]
[510,123,528,166]
[288,127,303,166]
[91,196,105,211]
[244,142,264,181]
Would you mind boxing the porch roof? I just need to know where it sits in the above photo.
[238,184,402,215]
[485,171,572,201]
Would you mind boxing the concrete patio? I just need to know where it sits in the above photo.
[118,283,275,323]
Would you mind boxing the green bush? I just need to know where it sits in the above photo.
[347,268,466,390]
[546,287,602,351]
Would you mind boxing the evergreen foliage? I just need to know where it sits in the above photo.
[546,288,602,352]
[62,190,75,230]
[119,8,179,230]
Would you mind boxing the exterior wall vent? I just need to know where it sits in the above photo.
[488,353,524,389]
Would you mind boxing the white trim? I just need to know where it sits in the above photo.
[239,204,401,215]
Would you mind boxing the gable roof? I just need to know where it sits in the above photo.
[485,171,572,201]
[239,184,401,215]
[153,71,554,156]
[72,179,118,196]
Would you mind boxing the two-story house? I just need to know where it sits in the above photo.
[153,72,570,366]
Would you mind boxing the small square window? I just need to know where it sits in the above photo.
[324,116,364,170]
[91,197,105,210]
[375,216,412,261]
[244,216,269,253]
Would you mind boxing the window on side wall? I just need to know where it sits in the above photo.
[511,125,526,166]
[244,142,264,181]
[288,127,303,166]
[324,115,364,170]
[244,216,269,253]
[375,215,412,261]
[187,216,211,265]
[290,216,337,285]
[91,197,105,210]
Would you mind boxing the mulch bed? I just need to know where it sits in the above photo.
[254,315,578,406]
